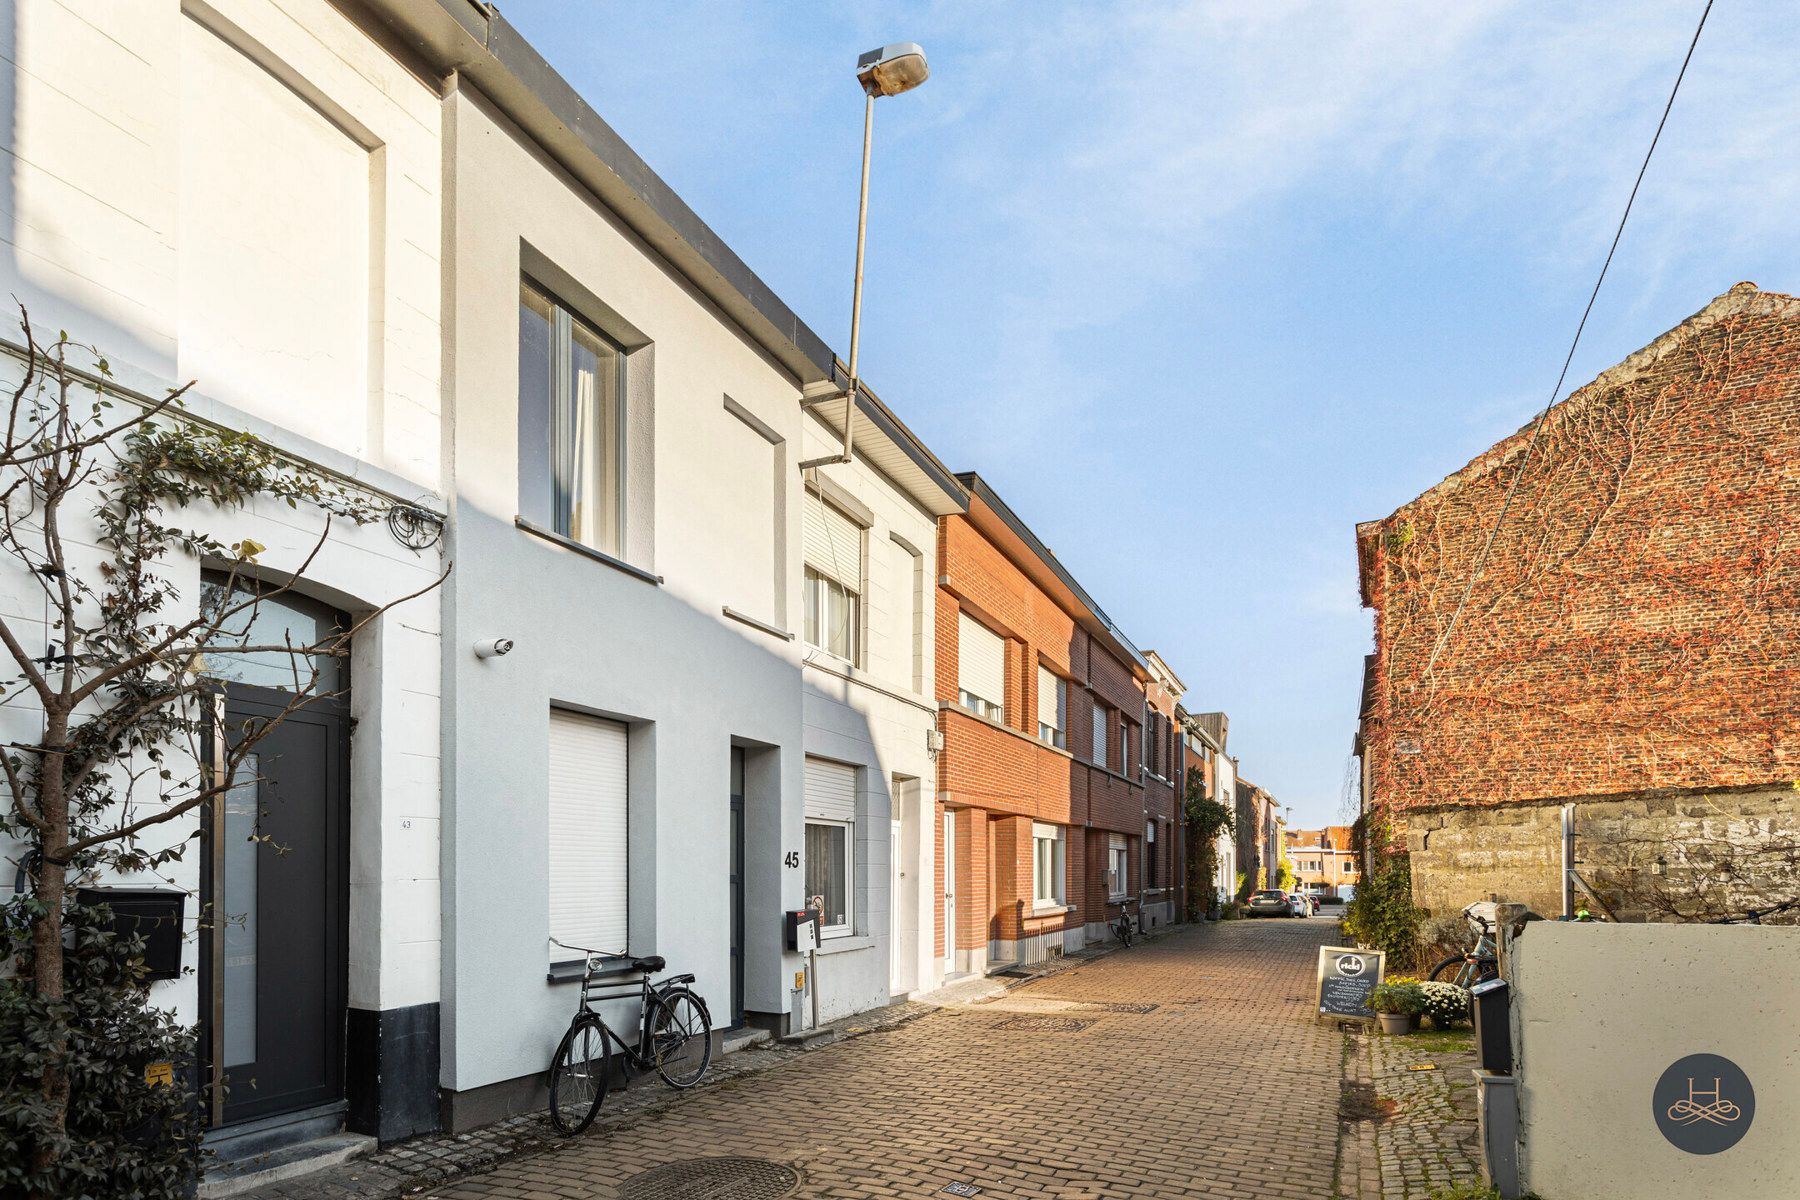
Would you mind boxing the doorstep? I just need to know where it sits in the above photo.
[199,1132,375,1199]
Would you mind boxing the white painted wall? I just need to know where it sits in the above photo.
[441,84,825,1101]
[797,417,941,1015]
[0,0,445,1028]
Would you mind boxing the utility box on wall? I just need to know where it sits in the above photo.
[76,887,186,982]
[1511,923,1797,1199]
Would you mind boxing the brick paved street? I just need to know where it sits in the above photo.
[425,917,1345,1200]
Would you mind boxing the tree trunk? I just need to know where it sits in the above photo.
[29,722,71,1191]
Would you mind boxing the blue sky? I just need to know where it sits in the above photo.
[496,1,1800,827]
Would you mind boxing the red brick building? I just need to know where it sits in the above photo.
[1142,651,1187,927]
[1287,826,1358,899]
[1355,284,1800,919]
[935,473,1172,973]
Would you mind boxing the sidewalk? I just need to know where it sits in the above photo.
[1339,1021,1485,1199]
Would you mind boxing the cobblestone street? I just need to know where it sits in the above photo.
[423,918,1345,1200]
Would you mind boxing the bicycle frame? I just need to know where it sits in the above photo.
[560,944,699,1079]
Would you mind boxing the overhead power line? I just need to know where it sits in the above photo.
[1422,0,1716,679]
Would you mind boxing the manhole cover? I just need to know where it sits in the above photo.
[996,1016,1095,1032]
[617,1157,800,1200]
[1078,1001,1159,1014]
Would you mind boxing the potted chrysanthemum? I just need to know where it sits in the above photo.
[1370,980,1426,1034]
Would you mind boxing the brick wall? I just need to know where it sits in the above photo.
[936,509,1156,950]
[1361,287,1800,829]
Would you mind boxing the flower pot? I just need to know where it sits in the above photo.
[1408,1013,1422,1032]
[1378,1012,1412,1035]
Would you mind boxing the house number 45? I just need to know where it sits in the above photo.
[783,851,800,868]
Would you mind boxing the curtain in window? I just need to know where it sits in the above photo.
[805,823,848,928]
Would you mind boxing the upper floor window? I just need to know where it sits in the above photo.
[957,613,1004,721]
[520,278,623,554]
[802,493,863,664]
[803,567,859,663]
[1091,701,1109,766]
[1037,666,1066,749]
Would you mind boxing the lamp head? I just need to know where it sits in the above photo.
[856,42,929,97]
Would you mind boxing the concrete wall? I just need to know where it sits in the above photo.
[1512,922,1800,1199]
[1407,785,1800,921]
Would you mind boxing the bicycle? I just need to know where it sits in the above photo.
[545,939,713,1136]
[1427,902,1500,988]
[1111,895,1140,947]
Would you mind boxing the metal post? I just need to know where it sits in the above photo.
[842,91,874,463]
[1560,804,1575,920]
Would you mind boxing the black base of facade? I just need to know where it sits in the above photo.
[346,1001,440,1143]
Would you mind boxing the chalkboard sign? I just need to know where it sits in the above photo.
[1317,945,1385,1021]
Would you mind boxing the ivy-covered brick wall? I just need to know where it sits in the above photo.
[1357,284,1800,911]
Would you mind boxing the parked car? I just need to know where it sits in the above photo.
[1287,891,1312,917]
[1246,889,1291,917]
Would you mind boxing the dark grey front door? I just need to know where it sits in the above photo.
[203,684,350,1127]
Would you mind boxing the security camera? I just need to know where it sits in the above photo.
[474,638,514,659]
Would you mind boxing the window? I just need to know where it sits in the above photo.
[1146,820,1159,889]
[548,710,628,959]
[1118,717,1130,774]
[1107,833,1129,899]
[957,613,1005,721]
[1032,823,1066,907]
[520,278,624,554]
[803,493,863,664]
[1037,666,1065,748]
[803,567,859,662]
[804,758,857,936]
[1145,719,1157,778]
[1091,702,1108,766]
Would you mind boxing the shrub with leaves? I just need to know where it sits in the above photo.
[1343,849,1421,968]
[1,899,201,1197]
[1418,980,1471,1028]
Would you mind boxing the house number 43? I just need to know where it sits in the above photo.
[783,851,800,868]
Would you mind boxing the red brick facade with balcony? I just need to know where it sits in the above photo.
[934,474,1171,971]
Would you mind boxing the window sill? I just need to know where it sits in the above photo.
[1029,903,1073,917]
[546,955,637,985]
[516,517,662,585]
[941,703,1075,760]
[722,606,794,641]
[815,934,875,956]
[803,658,935,715]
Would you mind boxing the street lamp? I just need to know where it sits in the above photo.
[799,42,930,470]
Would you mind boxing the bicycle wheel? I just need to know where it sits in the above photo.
[649,989,713,1088]
[1428,956,1469,985]
[547,1014,609,1135]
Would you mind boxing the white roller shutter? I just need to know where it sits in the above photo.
[548,710,629,956]
[805,757,858,822]
[804,493,863,589]
[957,613,1005,712]
[1037,666,1063,736]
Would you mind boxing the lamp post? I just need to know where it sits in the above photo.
[799,42,929,470]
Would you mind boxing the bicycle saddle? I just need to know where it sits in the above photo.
[632,955,666,973]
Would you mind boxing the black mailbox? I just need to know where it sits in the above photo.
[76,887,186,982]
[1470,976,1513,1074]
[784,909,820,953]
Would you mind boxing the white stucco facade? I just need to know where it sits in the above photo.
[797,416,947,1017]
[0,0,447,1144]
[435,69,965,1121]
